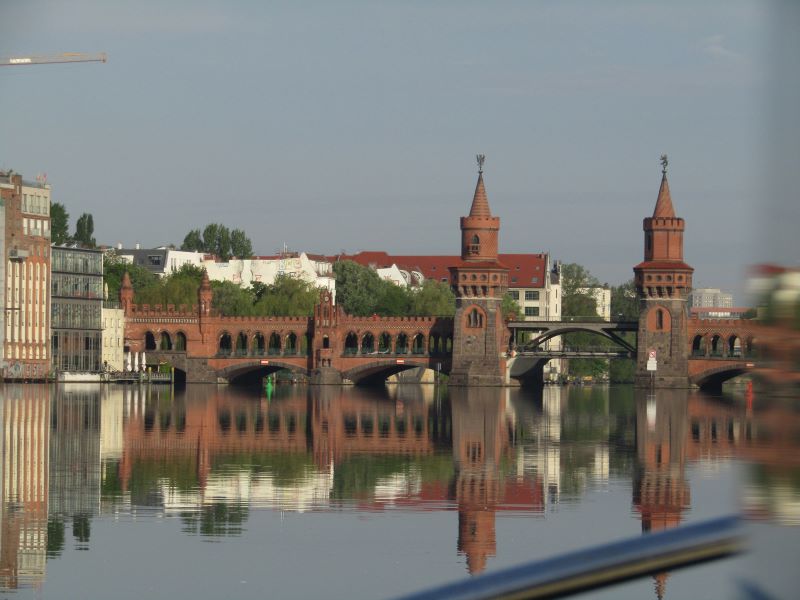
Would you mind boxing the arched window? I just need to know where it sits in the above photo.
[145,332,156,351]
[469,235,480,254]
[396,333,408,354]
[175,332,187,352]
[159,331,172,350]
[323,335,330,349]
[344,332,358,355]
[729,336,741,357]
[412,334,425,355]
[268,333,281,355]
[285,332,298,355]
[692,335,704,357]
[710,334,722,357]
[252,333,265,356]
[361,332,375,354]
[218,332,232,356]
[655,309,664,330]
[468,308,484,328]
[235,332,248,356]
[378,332,391,353]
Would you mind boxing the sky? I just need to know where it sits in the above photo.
[1,0,795,303]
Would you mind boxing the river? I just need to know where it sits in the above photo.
[0,382,796,599]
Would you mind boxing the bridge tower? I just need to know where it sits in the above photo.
[633,158,694,387]
[449,156,509,386]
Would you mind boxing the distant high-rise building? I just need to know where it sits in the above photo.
[690,288,734,309]
[0,171,52,380]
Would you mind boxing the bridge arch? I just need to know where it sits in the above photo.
[522,326,635,353]
[217,360,308,385]
[341,360,431,385]
[690,364,751,393]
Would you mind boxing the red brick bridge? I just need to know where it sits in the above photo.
[121,276,453,385]
[686,317,758,391]
[119,164,759,390]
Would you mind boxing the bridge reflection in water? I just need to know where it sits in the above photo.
[0,383,798,596]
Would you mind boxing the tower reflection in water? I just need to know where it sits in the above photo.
[633,390,691,600]
[1,382,798,593]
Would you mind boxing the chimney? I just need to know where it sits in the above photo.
[135,243,140,250]
[116,242,122,250]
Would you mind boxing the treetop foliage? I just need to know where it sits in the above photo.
[333,260,455,317]
[181,224,253,261]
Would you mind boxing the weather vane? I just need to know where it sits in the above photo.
[476,154,486,173]
[660,154,669,174]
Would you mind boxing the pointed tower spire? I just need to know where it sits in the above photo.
[119,271,134,314]
[653,154,675,218]
[198,269,213,317]
[469,154,492,218]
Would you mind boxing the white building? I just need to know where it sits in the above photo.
[202,252,335,298]
[102,306,125,371]
[577,287,612,321]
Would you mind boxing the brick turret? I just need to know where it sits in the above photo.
[633,157,693,387]
[449,156,509,386]
[119,272,134,314]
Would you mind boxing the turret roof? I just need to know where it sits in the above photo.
[653,173,676,218]
[469,172,492,218]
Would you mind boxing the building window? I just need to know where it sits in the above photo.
[148,255,162,266]
[468,234,480,255]
[656,309,664,330]
[525,307,540,317]
[467,308,484,328]
[508,290,519,300]
[524,290,539,301]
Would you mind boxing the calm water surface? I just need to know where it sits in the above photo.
[0,383,797,599]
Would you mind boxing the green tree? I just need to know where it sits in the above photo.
[560,262,600,298]
[181,229,204,252]
[333,260,386,316]
[375,280,412,316]
[230,228,253,259]
[254,274,320,316]
[216,226,232,261]
[609,279,638,383]
[74,213,96,247]
[210,280,254,316]
[103,251,159,302]
[560,263,606,378]
[410,280,456,316]
[202,224,220,254]
[50,202,70,244]
[501,292,522,320]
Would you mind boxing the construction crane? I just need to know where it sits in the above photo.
[0,52,106,67]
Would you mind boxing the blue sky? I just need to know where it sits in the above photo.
[1,0,789,302]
